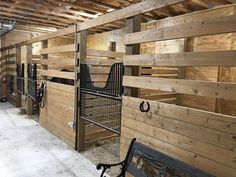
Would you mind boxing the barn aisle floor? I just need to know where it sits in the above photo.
[0,102,102,177]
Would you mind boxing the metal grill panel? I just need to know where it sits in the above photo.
[16,64,24,94]
[80,63,124,134]
[27,64,37,100]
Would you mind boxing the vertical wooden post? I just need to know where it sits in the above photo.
[176,38,187,106]
[26,44,33,115]
[41,40,48,80]
[76,30,87,152]
[125,16,141,97]
[16,45,22,107]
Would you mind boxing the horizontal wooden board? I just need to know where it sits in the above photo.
[77,0,186,31]
[40,81,75,148]
[40,58,74,66]
[46,81,74,93]
[123,96,236,139]
[123,76,236,100]
[124,50,236,67]
[40,70,74,79]
[121,96,236,176]
[87,49,124,58]
[124,15,236,44]
[85,59,122,66]
[40,44,74,54]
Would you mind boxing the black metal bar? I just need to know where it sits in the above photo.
[80,115,120,134]
[80,89,121,100]
[79,63,124,134]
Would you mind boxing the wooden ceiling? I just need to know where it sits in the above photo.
[0,0,235,32]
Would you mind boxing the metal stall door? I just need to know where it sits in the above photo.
[80,63,124,134]
[27,64,37,101]
[16,63,25,95]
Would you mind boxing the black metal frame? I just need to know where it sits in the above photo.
[97,138,215,177]
[27,64,37,101]
[80,63,124,134]
[16,63,25,95]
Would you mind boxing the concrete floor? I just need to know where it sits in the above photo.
[0,102,103,177]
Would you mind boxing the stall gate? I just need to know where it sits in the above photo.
[16,63,24,95]
[27,64,37,101]
[80,63,124,134]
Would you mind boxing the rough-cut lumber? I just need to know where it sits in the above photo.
[121,96,236,177]
[40,81,75,148]
[77,0,187,31]
[124,50,236,67]
[85,59,121,66]
[1,0,187,49]
[22,26,75,45]
[124,15,236,44]
[40,58,74,66]
[40,44,74,54]
[87,49,124,58]
[40,70,74,79]
[123,76,236,100]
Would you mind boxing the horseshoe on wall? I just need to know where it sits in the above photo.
[139,101,150,113]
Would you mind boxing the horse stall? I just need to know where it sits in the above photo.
[0,46,17,104]
[77,29,126,150]
[2,1,236,176]
[120,5,236,177]
[37,36,76,148]
[37,29,125,149]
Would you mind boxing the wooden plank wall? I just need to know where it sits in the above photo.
[38,31,125,149]
[121,5,236,177]
[0,47,17,104]
[140,21,185,104]
[39,37,76,147]
[40,81,76,147]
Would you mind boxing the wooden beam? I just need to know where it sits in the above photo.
[39,44,74,54]
[15,45,21,108]
[125,16,141,97]
[123,76,236,100]
[26,44,33,115]
[40,70,74,79]
[22,26,75,45]
[77,0,186,31]
[87,49,124,58]
[40,58,74,66]
[124,15,236,44]
[76,30,87,152]
[123,50,236,67]
[15,0,186,46]
[41,40,48,81]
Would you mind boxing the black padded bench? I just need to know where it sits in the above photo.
[97,138,215,177]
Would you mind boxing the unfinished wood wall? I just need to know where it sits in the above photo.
[121,5,236,177]
[140,22,185,104]
[0,48,15,100]
[39,36,75,147]
[38,30,125,148]
[1,30,43,106]
[40,81,75,147]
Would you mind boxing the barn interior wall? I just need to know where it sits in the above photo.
[39,29,126,149]
[139,5,236,116]
[120,4,236,177]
